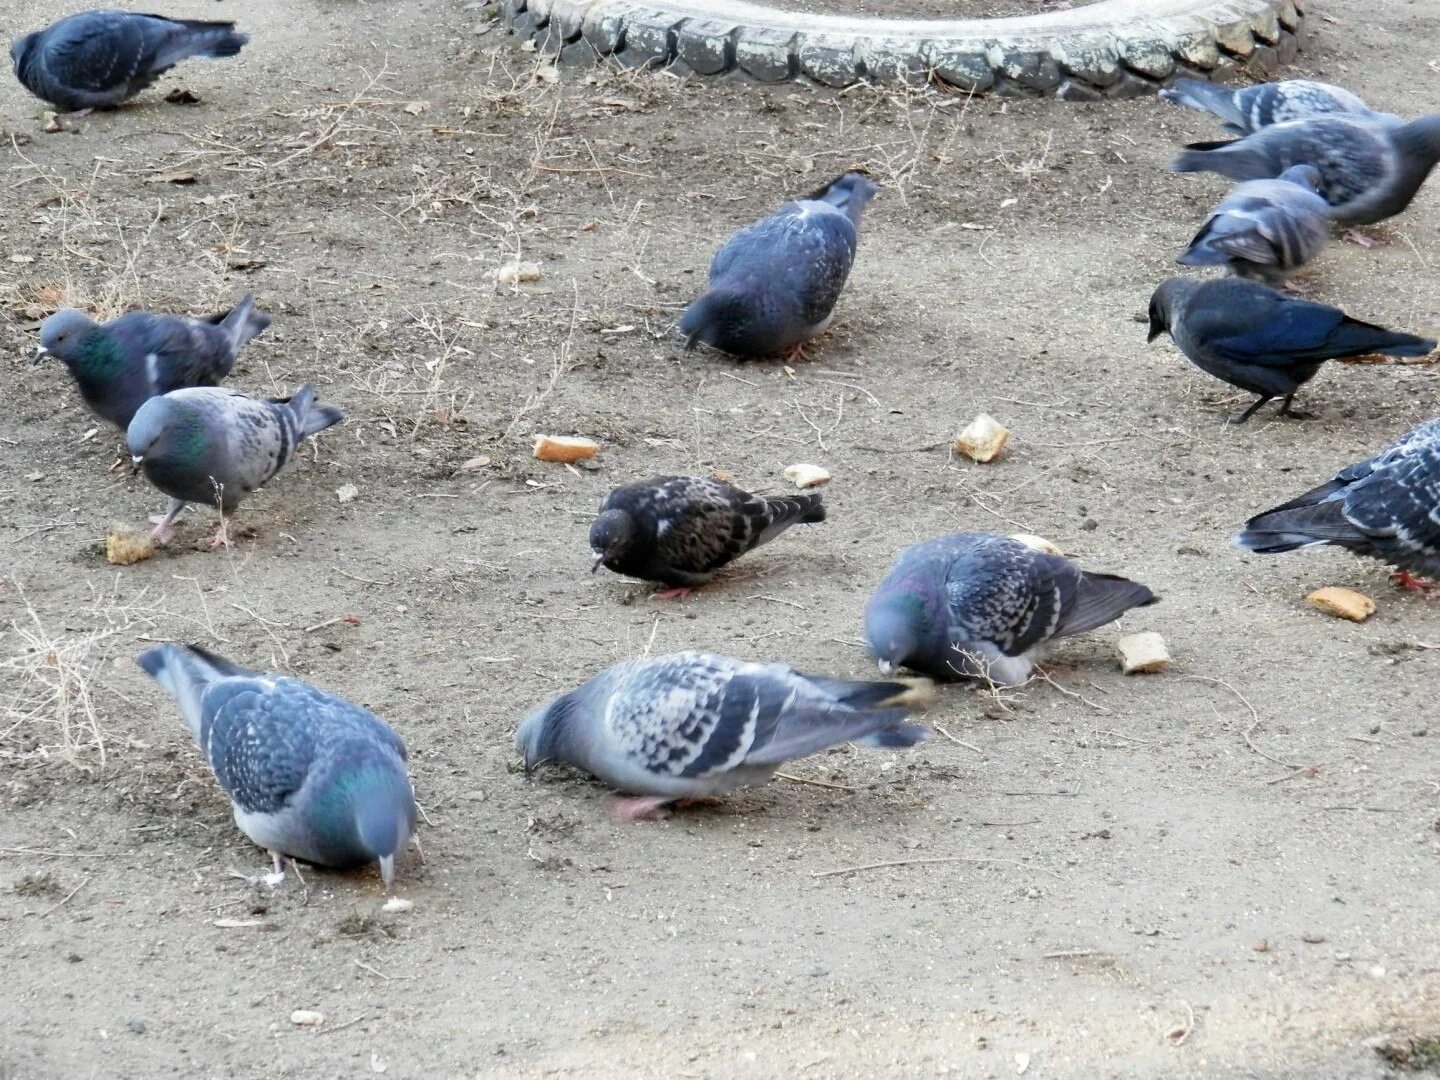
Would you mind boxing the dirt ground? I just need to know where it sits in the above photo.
[2,1,1439,1077]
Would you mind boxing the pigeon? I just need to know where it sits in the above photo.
[678,171,878,360]
[1147,277,1436,423]
[864,533,1157,686]
[137,643,416,887]
[1176,165,1331,287]
[39,297,271,431]
[1233,418,1440,594]
[589,475,825,598]
[1169,114,1440,226]
[127,384,344,547]
[12,10,249,113]
[516,651,929,821]
[1160,77,1400,135]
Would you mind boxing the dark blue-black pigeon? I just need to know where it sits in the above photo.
[128,384,344,547]
[1176,165,1330,287]
[12,10,249,113]
[40,297,270,431]
[517,651,929,821]
[589,475,825,598]
[1147,277,1436,423]
[1233,418,1440,593]
[1169,114,1440,226]
[678,171,878,360]
[1160,77,1400,136]
[864,533,1157,686]
[137,643,416,887]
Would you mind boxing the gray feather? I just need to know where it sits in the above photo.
[1176,166,1330,285]
[1160,77,1399,135]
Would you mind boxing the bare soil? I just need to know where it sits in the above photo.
[2,1,1439,1078]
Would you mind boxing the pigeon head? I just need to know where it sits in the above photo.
[38,309,101,366]
[516,694,577,775]
[588,509,635,571]
[1278,164,1324,191]
[308,745,417,889]
[10,33,39,77]
[1396,113,1440,163]
[809,171,880,229]
[1147,278,1200,342]
[678,286,770,357]
[127,394,206,471]
[864,589,930,676]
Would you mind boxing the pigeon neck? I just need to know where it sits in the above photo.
[71,329,124,374]
[1396,115,1440,166]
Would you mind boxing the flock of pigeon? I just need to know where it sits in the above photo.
[11,11,1440,889]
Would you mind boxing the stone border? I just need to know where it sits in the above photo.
[501,0,1303,96]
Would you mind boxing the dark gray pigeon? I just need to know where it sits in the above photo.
[137,643,416,887]
[590,475,825,598]
[1160,77,1400,135]
[1169,114,1440,226]
[678,171,878,360]
[39,297,270,431]
[864,533,1157,686]
[127,384,344,547]
[12,10,249,113]
[1147,277,1436,423]
[517,650,929,821]
[1176,165,1330,286]
[1233,418,1440,593]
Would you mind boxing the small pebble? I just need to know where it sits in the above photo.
[381,897,413,914]
[290,1010,326,1027]
[127,1020,147,1035]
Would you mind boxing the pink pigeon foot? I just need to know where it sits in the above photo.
[653,586,696,601]
[604,795,674,823]
[1344,229,1383,248]
[1392,570,1440,596]
[204,520,232,549]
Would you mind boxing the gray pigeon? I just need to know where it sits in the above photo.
[678,171,878,360]
[516,651,929,821]
[39,297,270,431]
[127,384,344,547]
[1160,77,1400,135]
[864,533,1157,686]
[1147,277,1436,423]
[12,10,249,113]
[590,475,825,598]
[1233,418,1440,593]
[137,643,416,887]
[1169,114,1440,226]
[1176,165,1330,286]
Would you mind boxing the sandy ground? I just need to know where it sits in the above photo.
[2,1,1439,1078]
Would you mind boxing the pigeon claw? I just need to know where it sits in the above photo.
[653,586,696,601]
[1343,229,1384,249]
[1391,570,1440,597]
[604,795,674,823]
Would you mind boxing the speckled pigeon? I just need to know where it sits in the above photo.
[589,475,825,598]
[864,533,1157,686]
[678,171,878,360]
[1160,78,1400,135]
[1233,418,1440,593]
[12,10,249,112]
[1169,114,1440,226]
[40,297,270,431]
[137,643,416,887]
[127,384,344,547]
[1176,165,1331,286]
[516,650,929,821]
[1147,277,1436,423]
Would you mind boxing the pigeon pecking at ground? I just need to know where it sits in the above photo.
[589,475,825,599]
[864,533,1157,686]
[12,10,249,113]
[1169,113,1440,228]
[127,384,344,547]
[1233,418,1440,595]
[1176,165,1331,287]
[678,171,878,360]
[1160,78,1401,135]
[137,643,417,888]
[516,651,930,821]
[39,297,271,431]
[1147,277,1436,423]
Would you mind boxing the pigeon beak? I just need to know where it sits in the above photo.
[32,344,48,363]
[877,659,896,676]
[377,853,396,891]
[130,454,144,476]
[590,552,605,574]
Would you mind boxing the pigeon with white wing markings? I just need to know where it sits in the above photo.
[137,643,416,887]
[1160,77,1400,135]
[1177,165,1331,287]
[517,651,929,821]
[1169,113,1440,226]
[12,10,249,112]
[1233,418,1440,594]
[1147,277,1436,423]
[128,384,344,547]
[590,475,825,599]
[678,171,878,360]
[40,297,270,431]
[865,533,1157,686]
